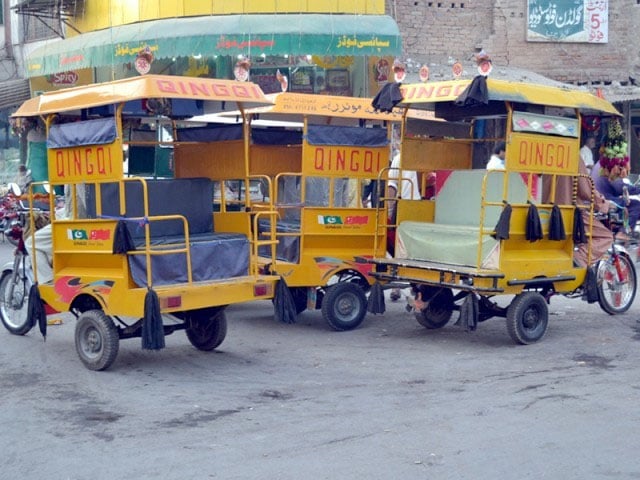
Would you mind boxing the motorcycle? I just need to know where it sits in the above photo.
[0,182,58,335]
[0,222,36,335]
[0,183,51,247]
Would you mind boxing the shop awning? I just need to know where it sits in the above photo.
[26,14,402,77]
[0,79,31,110]
[596,85,640,104]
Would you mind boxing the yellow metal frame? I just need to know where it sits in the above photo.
[14,75,280,318]
[183,92,401,291]
[240,93,393,289]
[367,77,620,298]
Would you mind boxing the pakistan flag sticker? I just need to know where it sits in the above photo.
[318,215,343,225]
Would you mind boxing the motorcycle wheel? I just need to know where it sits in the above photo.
[597,251,637,315]
[0,268,34,335]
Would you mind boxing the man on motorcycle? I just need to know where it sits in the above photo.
[25,184,86,284]
[594,157,640,236]
[543,159,613,267]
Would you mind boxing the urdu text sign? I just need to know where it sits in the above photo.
[527,0,608,43]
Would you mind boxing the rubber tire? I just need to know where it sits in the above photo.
[597,253,637,315]
[0,270,34,336]
[506,292,549,345]
[75,310,120,371]
[414,287,454,329]
[185,307,228,351]
[321,282,367,331]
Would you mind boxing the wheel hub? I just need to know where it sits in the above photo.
[336,296,355,317]
[10,287,25,310]
[522,309,540,330]
[84,328,102,354]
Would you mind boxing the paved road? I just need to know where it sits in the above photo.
[1,240,640,479]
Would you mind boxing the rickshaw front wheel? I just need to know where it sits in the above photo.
[75,310,120,371]
[321,282,367,331]
[414,286,454,329]
[185,307,228,351]
[506,292,548,345]
[596,252,637,315]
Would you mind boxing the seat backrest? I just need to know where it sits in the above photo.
[434,170,530,227]
[86,178,214,239]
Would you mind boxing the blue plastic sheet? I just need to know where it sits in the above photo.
[305,124,388,147]
[47,117,117,148]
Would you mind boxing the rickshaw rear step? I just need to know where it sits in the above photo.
[361,256,505,279]
[369,272,504,294]
[507,275,576,287]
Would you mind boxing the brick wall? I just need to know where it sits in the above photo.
[388,0,640,85]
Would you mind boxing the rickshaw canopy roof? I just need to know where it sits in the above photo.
[400,77,621,116]
[12,74,273,117]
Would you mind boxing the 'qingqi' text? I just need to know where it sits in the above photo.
[54,146,115,179]
[312,147,385,175]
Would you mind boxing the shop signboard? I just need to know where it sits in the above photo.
[527,0,608,43]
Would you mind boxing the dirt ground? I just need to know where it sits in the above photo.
[2,280,640,479]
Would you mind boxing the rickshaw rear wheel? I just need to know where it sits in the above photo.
[596,252,637,315]
[321,282,367,331]
[0,270,34,336]
[185,307,228,351]
[75,310,119,371]
[506,292,548,345]
[414,286,454,329]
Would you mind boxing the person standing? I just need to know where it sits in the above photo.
[580,136,596,172]
[486,141,506,170]
[388,150,421,203]
[387,150,420,301]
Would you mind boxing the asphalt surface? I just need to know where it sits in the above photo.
[1,239,640,479]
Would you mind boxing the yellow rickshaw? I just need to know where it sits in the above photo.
[365,76,637,344]
[196,92,411,330]
[0,75,281,370]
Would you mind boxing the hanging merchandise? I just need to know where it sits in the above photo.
[599,118,629,170]
[234,57,251,81]
[276,69,288,92]
[135,46,154,75]
[452,61,463,78]
[419,64,429,82]
[393,59,406,83]
[581,115,601,132]
[475,49,492,76]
